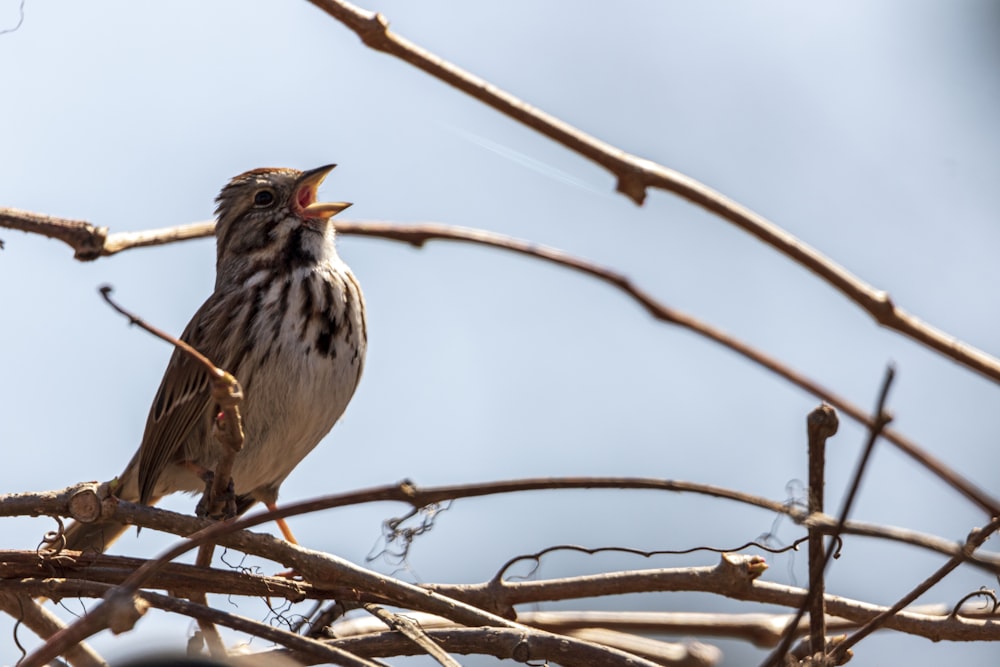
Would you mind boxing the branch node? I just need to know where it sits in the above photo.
[615,170,648,206]
[73,225,109,261]
[719,553,767,583]
[67,485,103,524]
[358,12,391,50]
[868,289,897,323]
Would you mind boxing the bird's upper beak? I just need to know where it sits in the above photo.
[295,164,352,219]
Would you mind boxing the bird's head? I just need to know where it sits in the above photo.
[213,165,352,277]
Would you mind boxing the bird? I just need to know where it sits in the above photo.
[62,165,367,552]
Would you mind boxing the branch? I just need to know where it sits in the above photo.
[99,287,245,520]
[425,554,1000,643]
[308,607,1000,652]
[0,550,313,601]
[364,603,462,667]
[805,404,839,654]
[299,0,1000,386]
[20,490,664,667]
[1,207,995,514]
[0,592,105,667]
[830,515,1000,662]
[332,612,721,666]
[766,369,895,665]
[274,626,686,667]
[0,207,212,259]
[7,479,1000,578]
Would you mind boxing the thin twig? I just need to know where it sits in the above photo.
[0,592,106,667]
[364,603,462,667]
[806,404,839,655]
[829,516,1000,663]
[99,286,245,519]
[763,368,895,666]
[98,285,217,372]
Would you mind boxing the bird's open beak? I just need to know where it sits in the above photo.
[295,164,352,219]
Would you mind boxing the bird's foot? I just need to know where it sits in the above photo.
[195,471,238,520]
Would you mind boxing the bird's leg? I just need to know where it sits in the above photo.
[266,501,304,580]
[266,502,298,544]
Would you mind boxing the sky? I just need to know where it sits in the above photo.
[1,1,999,665]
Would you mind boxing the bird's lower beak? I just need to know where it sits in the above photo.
[296,164,352,219]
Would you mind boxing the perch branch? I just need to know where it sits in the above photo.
[21,497,663,667]
[6,479,1000,577]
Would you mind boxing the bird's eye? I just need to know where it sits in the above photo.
[253,190,275,207]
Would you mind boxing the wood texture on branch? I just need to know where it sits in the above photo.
[0,592,104,667]
[0,207,995,514]
[5,479,1000,581]
[425,554,1000,643]
[298,0,1000,386]
[5,483,998,646]
[269,626,690,667]
[17,489,666,667]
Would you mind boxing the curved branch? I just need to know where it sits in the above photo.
[0,208,995,513]
[7,479,1000,581]
[0,592,104,667]
[299,0,1000,386]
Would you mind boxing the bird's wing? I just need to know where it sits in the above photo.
[135,296,228,505]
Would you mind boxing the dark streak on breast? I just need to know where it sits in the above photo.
[299,276,314,337]
[283,226,316,268]
[276,276,293,339]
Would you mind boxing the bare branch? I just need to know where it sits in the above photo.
[298,0,1000,386]
[319,607,1000,651]
[830,515,1000,662]
[2,208,995,514]
[7,479,1000,577]
[426,555,1000,643]
[0,550,313,601]
[766,368,895,666]
[273,625,682,667]
[0,592,105,667]
[806,404,839,654]
[0,207,109,260]
[364,603,462,667]
[20,489,665,667]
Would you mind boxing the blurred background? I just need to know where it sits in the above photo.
[1,1,999,664]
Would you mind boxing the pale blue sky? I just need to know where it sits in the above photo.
[2,1,999,664]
